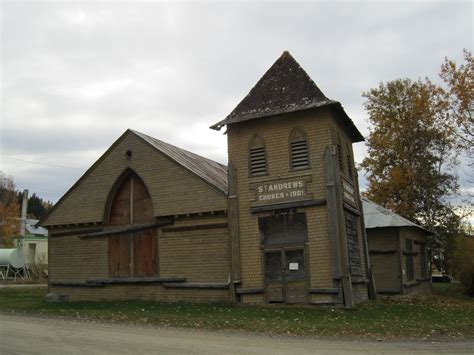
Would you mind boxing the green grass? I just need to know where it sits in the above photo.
[0,283,472,339]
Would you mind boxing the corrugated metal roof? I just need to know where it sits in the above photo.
[26,219,48,236]
[131,130,228,194]
[362,197,431,234]
[210,51,364,143]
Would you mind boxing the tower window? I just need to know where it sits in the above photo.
[290,129,309,170]
[249,135,267,176]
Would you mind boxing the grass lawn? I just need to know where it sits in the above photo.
[0,283,472,339]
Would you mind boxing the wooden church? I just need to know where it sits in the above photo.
[40,51,374,307]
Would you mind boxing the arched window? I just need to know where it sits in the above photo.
[249,135,267,176]
[290,129,309,170]
[107,171,156,278]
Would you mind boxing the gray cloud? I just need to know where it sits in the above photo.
[1,1,472,204]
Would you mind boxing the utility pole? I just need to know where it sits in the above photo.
[20,189,28,236]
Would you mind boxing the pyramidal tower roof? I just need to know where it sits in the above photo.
[211,51,364,142]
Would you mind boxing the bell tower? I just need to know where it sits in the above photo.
[211,51,374,306]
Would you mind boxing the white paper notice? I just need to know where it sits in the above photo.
[289,263,299,270]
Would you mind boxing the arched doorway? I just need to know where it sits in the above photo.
[107,172,157,278]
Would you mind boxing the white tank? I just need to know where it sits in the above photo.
[0,248,25,269]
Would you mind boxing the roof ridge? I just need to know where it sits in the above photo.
[130,129,227,169]
[362,198,432,234]
[130,130,228,194]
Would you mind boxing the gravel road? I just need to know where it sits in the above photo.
[0,314,472,354]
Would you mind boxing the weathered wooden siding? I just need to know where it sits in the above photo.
[50,285,230,302]
[228,108,342,304]
[49,233,109,283]
[43,131,227,226]
[367,228,401,293]
[159,216,230,283]
[330,117,369,304]
[49,215,231,302]
[399,227,431,294]
[367,226,430,295]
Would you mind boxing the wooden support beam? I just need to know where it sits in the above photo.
[161,222,228,233]
[87,277,185,285]
[51,281,104,287]
[162,282,229,289]
[342,202,360,216]
[307,288,339,294]
[228,163,241,302]
[369,249,397,255]
[235,288,265,294]
[51,227,103,238]
[78,219,173,238]
[324,146,354,308]
[250,199,326,213]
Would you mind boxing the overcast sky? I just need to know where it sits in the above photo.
[1,1,472,205]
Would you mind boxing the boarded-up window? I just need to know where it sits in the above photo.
[108,172,156,278]
[259,212,308,246]
[405,239,414,281]
[249,135,267,176]
[290,129,309,170]
[345,212,361,275]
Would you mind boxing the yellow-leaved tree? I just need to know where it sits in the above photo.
[0,173,20,247]
[361,77,460,270]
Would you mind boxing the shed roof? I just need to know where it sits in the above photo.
[130,130,228,194]
[362,198,432,234]
[26,219,48,236]
[210,51,364,142]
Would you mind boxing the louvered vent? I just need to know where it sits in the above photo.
[291,140,309,169]
[250,146,267,175]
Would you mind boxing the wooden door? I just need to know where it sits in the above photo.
[109,234,131,278]
[133,229,157,277]
[284,249,306,304]
[265,251,284,303]
[108,172,156,278]
[264,249,307,304]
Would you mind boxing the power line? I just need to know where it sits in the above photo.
[2,156,85,170]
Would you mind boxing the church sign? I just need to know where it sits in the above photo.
[250,176,312,207]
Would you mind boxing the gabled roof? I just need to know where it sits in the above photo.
[39,129,228,227]
[130,130,228,194]
[362,198,432,234]
[210,51,364,142]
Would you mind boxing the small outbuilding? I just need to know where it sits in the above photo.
[363,198,432,295]
[15,219,49,266]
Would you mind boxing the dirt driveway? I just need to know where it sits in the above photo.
[0,314,472,354]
